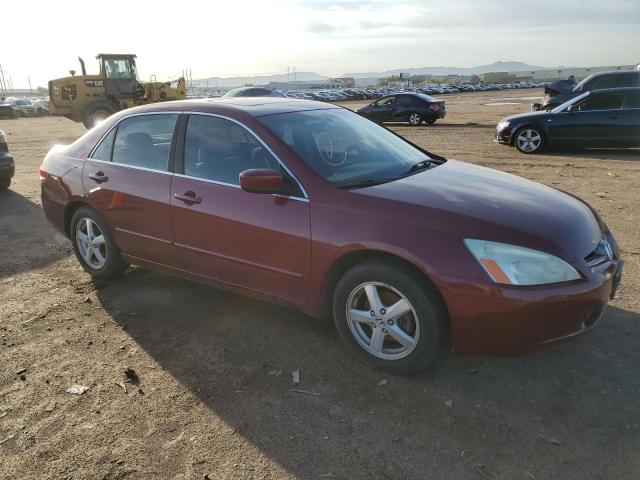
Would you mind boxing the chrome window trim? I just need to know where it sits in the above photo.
[173,173,309,203]
[87,110,310,201]
[85,157,174,175]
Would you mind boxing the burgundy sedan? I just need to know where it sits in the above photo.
[40,98,623,373]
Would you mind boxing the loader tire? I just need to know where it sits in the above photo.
[83,101,117,129]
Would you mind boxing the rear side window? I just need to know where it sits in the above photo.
[91,128,116,161]
[587,75,614,90]
[112,114,178,171]
[396,96,415,106]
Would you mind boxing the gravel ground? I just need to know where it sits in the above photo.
[1,90,639,480]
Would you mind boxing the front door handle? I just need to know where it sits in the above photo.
[88,171,108,183]
[174,191,202,205]
[608,116,621,120]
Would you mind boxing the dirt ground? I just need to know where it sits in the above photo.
[1,90,639,480]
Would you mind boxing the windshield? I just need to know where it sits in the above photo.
[15,100,31,105]
[258,108,439,187]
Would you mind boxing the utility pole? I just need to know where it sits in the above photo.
[28,76,32,93]
[0,64,6,96]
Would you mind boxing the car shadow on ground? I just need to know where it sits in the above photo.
[0,189,71,280]
[95,268,640,479]
[543,147,640,161]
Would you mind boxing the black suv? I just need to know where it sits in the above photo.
[534,69,640,111]
[357,93,446,126]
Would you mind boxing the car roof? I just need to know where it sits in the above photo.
[115,97,341,118]
[586,86,640,94]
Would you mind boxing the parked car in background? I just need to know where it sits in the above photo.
[357,93,446,125]
[496,87,640,153]
[10,99,38,116]
[533,70,640,111]
[32,99,50,115]
[40,98,622,373]
[0,130,14,190]
[223,87,284,98]
[0,100,17,119]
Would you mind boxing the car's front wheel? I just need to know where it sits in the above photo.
[70,206,128,280]
[514,126,545,154]
[332,260,448,374]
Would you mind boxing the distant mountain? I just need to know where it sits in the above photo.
[193,71,328,88]
[342,61,547,79]
[194,62,548,87]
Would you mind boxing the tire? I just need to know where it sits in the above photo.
[83,101,117,129]
[70,206,128,280]
[408,112,423,126]
[425,118,436,125]
[514,126,545,154]
[332,260,448,374]
[0,178,10,190]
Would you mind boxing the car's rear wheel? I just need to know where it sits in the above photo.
[408,112,423,126]
[332,260,448,374]
[70,206,128,280]
[0,178,10,190]
[425,118,437,125]
[514,126,545,154]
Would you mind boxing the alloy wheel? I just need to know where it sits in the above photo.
[516,128,542,153]
[345,282,420,360]
[409,113,421,125]
[75,218,107,269]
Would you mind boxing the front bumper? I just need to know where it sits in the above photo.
[495,126,513,145]
[445,258,622,356]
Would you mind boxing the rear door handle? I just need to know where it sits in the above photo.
[88,171,108,183]
[174,191,202,205]
[609,116,621,120]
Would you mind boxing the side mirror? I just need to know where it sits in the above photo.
[239,169,284,194]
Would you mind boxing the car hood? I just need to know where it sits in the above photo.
[501,110,552,123]
[356,160,602,262]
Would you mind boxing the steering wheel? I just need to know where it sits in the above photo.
[315,131,348,167]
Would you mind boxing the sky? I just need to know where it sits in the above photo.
[2,0,639,88]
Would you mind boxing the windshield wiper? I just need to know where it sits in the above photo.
[336,177,399,190]
[405,159,437,175]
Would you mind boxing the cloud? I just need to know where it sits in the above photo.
[305,20,343,34]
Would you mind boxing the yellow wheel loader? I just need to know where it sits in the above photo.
[48,54,187,128]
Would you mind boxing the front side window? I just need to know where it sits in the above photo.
[184,115,296,189]
[259,108,438,187]
[375,96,395,106]
[112,114,178,171]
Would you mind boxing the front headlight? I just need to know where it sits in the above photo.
[496,120,510,131]
[464,239,580,285]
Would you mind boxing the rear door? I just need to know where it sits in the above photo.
[170,113,311,303]
[619,90,640,146]
[82,113,179,265]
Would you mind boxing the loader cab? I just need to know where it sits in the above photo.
[97,54,141,100]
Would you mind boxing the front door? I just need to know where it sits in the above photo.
[170,114,311,304]
[82,113,179,265]
[370,96,395,122]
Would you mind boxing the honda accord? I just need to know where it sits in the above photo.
[40,98,623,373]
